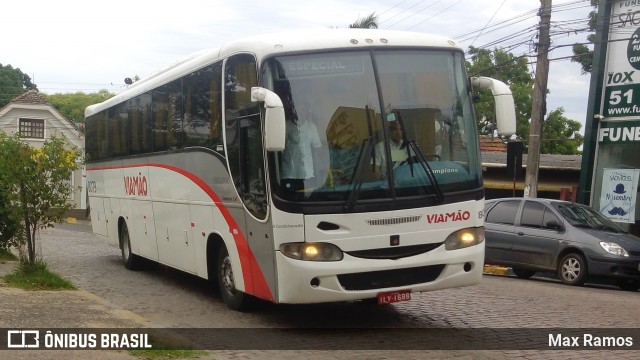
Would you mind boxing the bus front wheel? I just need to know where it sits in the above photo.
[217,245,251,311]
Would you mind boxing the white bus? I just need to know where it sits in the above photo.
[85,29,516,310]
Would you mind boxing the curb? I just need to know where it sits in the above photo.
[483,265,514,276]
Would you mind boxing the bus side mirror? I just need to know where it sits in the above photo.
[251,87,286,151]
[470,77,516,137]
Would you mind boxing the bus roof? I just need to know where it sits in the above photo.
[85,29,462,118]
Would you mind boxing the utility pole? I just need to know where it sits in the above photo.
[524,0,552,198]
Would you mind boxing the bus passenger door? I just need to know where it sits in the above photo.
[224,54,277,301]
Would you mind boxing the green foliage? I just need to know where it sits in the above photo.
[47,89,115,123]
[0,63,37,107]
[541,108,583,155]
[0,247,18,262]
[3,261,75,290]
[571,1,598,74]
[349,12,378,29]
[0,133,81,265]
[466,47,583,155]
[0,186,19,247]
[466,47,534,139]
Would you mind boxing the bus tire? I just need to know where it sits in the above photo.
[217,244,251,311]
[120,222,141,270]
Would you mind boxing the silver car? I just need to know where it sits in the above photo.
[483,197,640,291]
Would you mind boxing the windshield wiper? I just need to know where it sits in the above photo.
[344,134,376,211]
[406,140,444,202]
[393,111,444,202]
[344,106,376,211]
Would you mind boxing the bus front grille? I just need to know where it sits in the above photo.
[366,215,421,226]
[345,243,442,260]
[337,265,445,291]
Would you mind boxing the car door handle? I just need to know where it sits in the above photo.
[517,232,524,236]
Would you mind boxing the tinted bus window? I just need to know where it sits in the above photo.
[108,104,128,158]
[128,93,152,155]
[152,80,183,152]
[183,63,223,151]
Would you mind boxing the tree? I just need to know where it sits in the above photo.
[0,63,37,108]
[541,108,583,155]
[571,1,598,74]
[0,186,19,249]
[0,134,81,264]
[466,47,583,155]
[350,12,378,29]
[466,47,534,140]
[47,90,115,123]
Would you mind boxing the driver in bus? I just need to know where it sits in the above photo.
[370,121,412,179]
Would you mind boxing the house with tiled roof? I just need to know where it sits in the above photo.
[478,135,581,200]
[0,90,86,218]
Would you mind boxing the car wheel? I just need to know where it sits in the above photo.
[120,222,140,270]
[557,253,587,286]
[217,244,252,311]
[616,279,640,292]
[512,268,536,279]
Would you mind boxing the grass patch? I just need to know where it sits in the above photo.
[130,349,209,359]
[3,261,76,290]
[0,247,18,262]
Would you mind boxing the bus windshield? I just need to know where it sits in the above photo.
[264,49,481,204]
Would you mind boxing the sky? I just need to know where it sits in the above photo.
[2,0,594,133]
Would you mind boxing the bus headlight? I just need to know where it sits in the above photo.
[444,227,484,250]
[280,242,343,261]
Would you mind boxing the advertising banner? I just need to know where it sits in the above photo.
[602,2,640,118]
[599,168,639,223]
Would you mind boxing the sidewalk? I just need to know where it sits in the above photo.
[0,259,144,359]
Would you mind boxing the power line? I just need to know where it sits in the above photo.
[469,0,507,47]
[406,0,467,30]
[382,0,446,29]
[382,0,433,25]
[377,0,415,17]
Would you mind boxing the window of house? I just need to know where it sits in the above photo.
[19,118,45,139]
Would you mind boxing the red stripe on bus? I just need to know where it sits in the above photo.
[87,164,273,301]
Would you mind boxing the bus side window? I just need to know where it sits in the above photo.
[152,80,183,152]
[183,62,223,151]
[128,93,152,155]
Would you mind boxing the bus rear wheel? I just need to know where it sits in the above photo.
[217,245,251,311]
[120,222,141,270]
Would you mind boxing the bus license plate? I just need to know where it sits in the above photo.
[377,290,412,305]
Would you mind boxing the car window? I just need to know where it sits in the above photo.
[483,202,495,213]
[542,208,561,229]
[554,203,624,232]
[521,201,544,228]
[485,200,520,225]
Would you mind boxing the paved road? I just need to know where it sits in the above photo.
[11,224,640,359]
